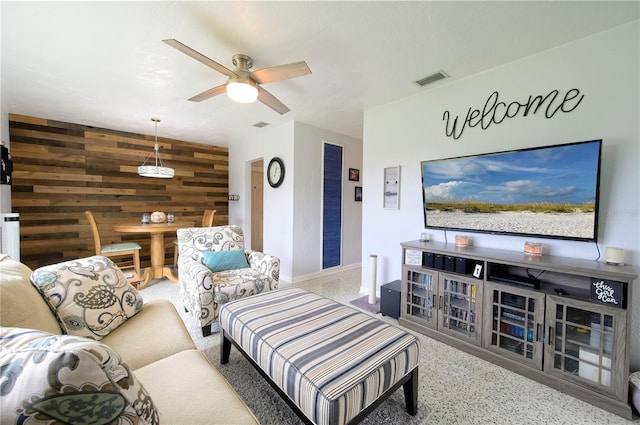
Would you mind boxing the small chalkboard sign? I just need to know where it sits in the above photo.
[590,278,625,309]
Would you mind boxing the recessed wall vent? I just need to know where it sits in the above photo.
[415,71,449,87]
[253,121,270,128]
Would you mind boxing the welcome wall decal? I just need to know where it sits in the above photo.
[442,88,584,140]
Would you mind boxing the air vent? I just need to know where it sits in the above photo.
[253,121,270,128]
[415,71,449,87]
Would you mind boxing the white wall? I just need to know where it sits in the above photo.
[0,2,10,214]
[229,121,295,281]
[0,3,4,144]
[229,120,363,284]
[362,22,640,368]
[292,122,363,280]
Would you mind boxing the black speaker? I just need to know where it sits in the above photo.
[380,280,402,319]
[434,254,444,270]
[445,255,456,272]
[423,252,434,268]
[455,257,474,274]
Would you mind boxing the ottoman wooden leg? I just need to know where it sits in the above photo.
[403,367,419,415]
[221,330,232,364]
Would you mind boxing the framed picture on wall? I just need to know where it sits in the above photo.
[355,186,362,202]
[349,168,360,181]
[383,166,400,209]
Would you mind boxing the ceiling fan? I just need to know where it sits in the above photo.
[163,39,311,115]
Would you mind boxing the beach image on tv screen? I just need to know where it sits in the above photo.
[421,140,601,240]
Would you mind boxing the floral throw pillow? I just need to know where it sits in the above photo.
[0,328,160,425]
[30,256,143,340]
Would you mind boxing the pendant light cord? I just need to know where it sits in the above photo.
[140,118,164,168]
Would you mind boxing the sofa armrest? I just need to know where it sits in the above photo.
[246,250,280,282]
[0,254,62,335]
[101,299,195,370]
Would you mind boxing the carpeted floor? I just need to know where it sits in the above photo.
[140,270,638,425]
[349,295,380,314]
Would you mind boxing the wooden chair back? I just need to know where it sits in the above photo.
[84,210,141,285]
[84,210,103,255]
[202,209,216,227]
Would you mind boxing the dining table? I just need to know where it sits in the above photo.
[113,221,195,289]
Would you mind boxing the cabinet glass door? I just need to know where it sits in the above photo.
[483,282,544,368]
[404,268,437,328]
[545,296,627,399]
[439,274,482,345]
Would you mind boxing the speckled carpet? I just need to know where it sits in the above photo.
[349,295,380,314]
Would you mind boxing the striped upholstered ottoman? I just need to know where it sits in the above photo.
[219,287,420,425]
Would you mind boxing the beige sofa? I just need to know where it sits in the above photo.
[0,254,258,425]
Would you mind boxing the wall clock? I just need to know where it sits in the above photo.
[267,157,285,188]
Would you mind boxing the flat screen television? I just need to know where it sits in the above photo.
[421,139,602,241]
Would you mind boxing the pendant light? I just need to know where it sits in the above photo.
[138,118,174,178]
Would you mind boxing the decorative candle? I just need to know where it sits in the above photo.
[605,247,624,265]
[455,235,469,247]
[524,241,542,256]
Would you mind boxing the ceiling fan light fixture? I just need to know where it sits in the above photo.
[164,41,310,113]
[226,77,259,103]
[138,118,175,179]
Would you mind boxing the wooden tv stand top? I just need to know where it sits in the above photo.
[401,240,637,282]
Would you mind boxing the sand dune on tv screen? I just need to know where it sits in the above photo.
[428,210,595,239]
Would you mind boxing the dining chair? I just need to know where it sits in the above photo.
[84,211,141,282]
[173,209,216,272]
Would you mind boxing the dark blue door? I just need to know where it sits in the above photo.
[322,143,343,269]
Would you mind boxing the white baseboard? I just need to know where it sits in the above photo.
[284,262,362,285]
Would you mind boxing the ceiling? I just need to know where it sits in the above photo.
[2,1,638,146]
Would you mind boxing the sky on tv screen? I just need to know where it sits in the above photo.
[422,141,600,206]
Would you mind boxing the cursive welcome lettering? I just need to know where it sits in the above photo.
[443,88,584,140]
[593,280,618,305]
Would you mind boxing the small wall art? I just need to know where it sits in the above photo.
[349,168,360,181]
[383,165,400,209]
[355,186,362,202]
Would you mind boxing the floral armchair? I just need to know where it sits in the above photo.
[176,225,280,337]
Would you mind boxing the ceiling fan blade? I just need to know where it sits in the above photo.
[188,84,227,102]
[257,87,290,115]
[251,61,311,84]
[163,39,237,78]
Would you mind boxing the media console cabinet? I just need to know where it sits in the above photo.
[400,240,638,419]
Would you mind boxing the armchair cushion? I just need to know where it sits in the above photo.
[203,249,249,272]
[30,256,143,340]
[0,327,159,425]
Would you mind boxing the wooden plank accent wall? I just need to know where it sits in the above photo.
[8,113,228,270]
